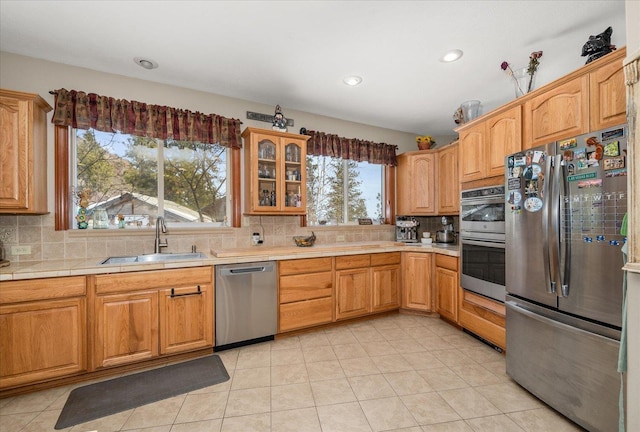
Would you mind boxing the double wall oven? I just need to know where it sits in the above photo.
[460,185,506,302]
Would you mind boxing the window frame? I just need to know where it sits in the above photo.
[303,153,395,226]
[54,125,242,230]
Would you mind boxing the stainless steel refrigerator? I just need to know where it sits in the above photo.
[505,125,627,432]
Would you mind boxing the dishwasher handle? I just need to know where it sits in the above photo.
[219,263,274,276]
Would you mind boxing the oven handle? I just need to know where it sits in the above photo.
[461,239,506,249]
[460,198,505,206]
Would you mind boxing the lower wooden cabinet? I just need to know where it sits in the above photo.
[336,266,371,319]
[371,253,401,313]
[159,285,213,355]
[278,257,333,332]
[94,291,158,368]
[92,267,214,370]
[435,255,459,322]
[336,253,400,320]
[0,277,87,390]
[458,289,506,350]
[402,252,433,311]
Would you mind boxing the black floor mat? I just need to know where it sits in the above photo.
[55,355,229,429]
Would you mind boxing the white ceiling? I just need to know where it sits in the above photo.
[0,1,627,136]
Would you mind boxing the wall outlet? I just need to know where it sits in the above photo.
[336,235,346,242]
[11,245,31,255]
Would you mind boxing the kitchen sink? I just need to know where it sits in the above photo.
[99,252,207,265]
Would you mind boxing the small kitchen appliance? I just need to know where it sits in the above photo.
[395,216,418,242]
[435,216,456,244]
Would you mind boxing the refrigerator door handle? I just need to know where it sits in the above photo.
[541,154,555,294]
[549,154,563,296]
[558,160,571,297]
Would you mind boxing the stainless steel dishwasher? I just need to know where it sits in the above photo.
[215,261,277,350]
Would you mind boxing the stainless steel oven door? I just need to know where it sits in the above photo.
[461,239,506,302]
[460,198,505,234]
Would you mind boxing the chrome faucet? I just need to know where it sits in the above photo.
[154,216,168,253]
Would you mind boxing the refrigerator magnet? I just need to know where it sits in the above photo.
[524,197,543,212]
[514,156,526,167]
[559,138,577,150]
[523,164,542,180]
[586,152,600,167]
[533,151,545,163]
[605,168,627,178]
[525,180,538,195]
[586,137,604,160]
[508,177,522,190]
[602,128,624,141]
[577,179,602,189]
[563,150,574,161]
[508,191,522,205]
[603,141,620,157]
[603,157,625,170]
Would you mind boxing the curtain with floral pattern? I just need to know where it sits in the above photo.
[51,88,243,148]
[304,129,397,166]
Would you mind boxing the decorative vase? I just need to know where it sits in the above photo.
[460,100,481,122]
[93,209,109,229]
[513,67,535,97]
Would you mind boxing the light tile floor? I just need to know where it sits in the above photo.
[0,314,586,432]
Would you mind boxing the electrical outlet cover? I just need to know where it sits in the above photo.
[11,245,31,255]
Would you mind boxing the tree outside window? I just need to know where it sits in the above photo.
[306,155,382,225]
[73,129,228,228]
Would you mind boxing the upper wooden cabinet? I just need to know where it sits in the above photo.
[589,55,627,130]
[458,48,626,176]
[0,89,52,214]
[523,75,590,149]
[460,106,521,182]
[458,123,486,182]
[486,107,522,176]
[397,151,437,215]
[437,142,459,215]
[242,127,309,215]
[523,48,626,149]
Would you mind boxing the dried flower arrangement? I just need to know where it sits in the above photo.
[501,50,543,95]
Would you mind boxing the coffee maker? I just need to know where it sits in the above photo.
[396,216,419,243]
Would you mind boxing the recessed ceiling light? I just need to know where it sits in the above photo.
[343,75,363,86]
[440,49,463,63]
[134,57,159,70]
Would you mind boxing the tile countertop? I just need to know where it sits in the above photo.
[0,241,459,282]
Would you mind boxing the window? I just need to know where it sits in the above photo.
[306,155,383,225]
[71,129,229,228]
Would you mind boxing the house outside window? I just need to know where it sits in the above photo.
[306,155,383,225]
[72,129,229,229]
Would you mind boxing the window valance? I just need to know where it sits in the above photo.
[303,129,398,166]
[51,88,243,148]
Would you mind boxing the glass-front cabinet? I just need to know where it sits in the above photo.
[242,127,309,214]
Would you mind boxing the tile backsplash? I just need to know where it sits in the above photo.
[398,216,460,240]
[0,214,395,263]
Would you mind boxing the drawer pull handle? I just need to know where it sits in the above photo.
[171,285,202,298]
